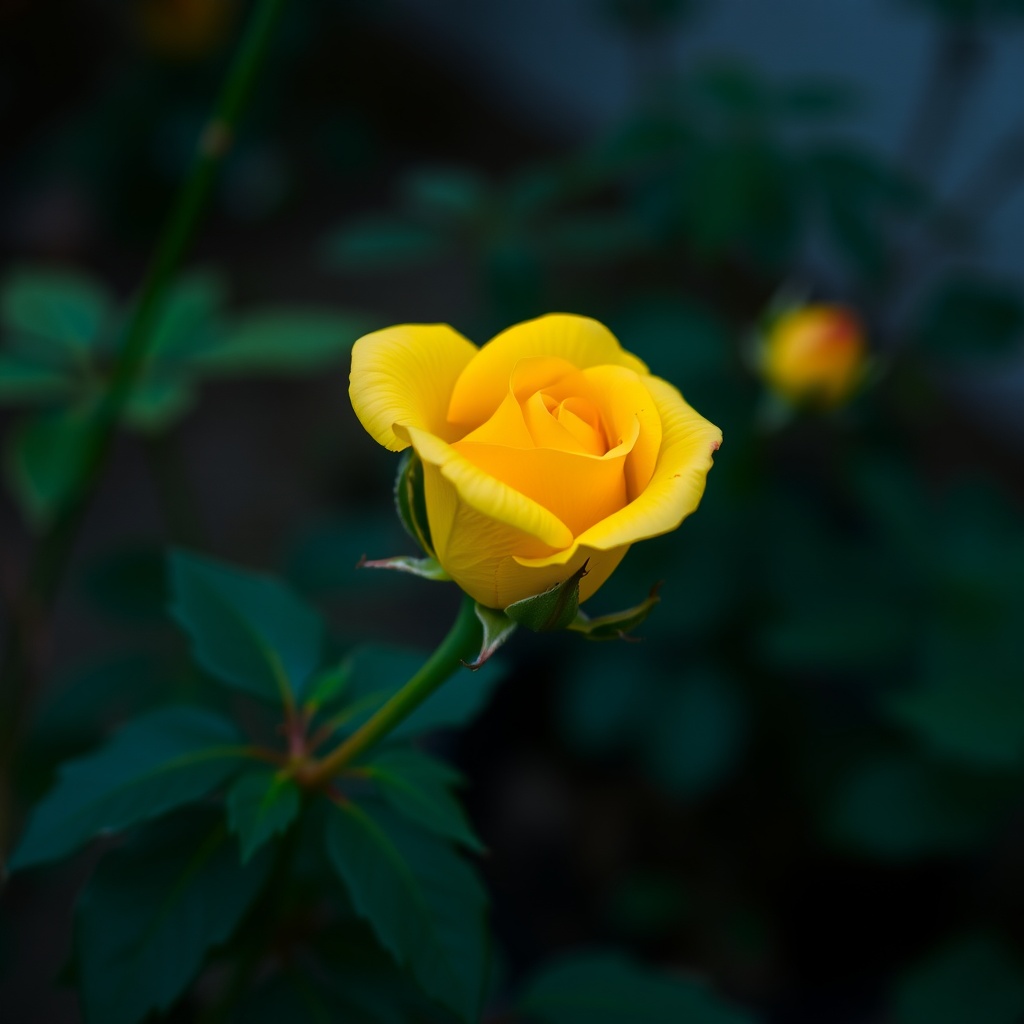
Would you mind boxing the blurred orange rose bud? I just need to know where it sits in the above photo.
[136,0,237,60]
[349,314,721,611]
[760,305,866,408]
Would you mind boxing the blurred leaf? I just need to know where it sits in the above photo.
[325,219,452,271]
[4,405,94,529]
[518,951,755,1024]
[231,917,455,1024]
[30,652,181,755]
[686,65,772,123]
[1,268,112,364]
[644,669,746,798]
[324,800,489,1022]
[146,272,226,363]
[917,276,1024,357]
[190,309,367,374]
[400,166,488,225]
[77,809,272,1024]
[169,549,326,704]
[10,707,247,870]
[0,353,76,405]
[885,636,1024,769]
[826,752,1008,859]
[893,933,1024,1024]
[365,748,484,853]
[122,373,195,432]
[226,767,302,862]
[545,213,646,265]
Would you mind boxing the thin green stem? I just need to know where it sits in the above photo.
[0,0,288,853]
[303,597,481,786]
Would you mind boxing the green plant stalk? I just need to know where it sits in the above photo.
[0,0,288,852]
[304,596,481,786]
[31,0,288,610]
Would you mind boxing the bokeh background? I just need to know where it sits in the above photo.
[3,1,1024,1021]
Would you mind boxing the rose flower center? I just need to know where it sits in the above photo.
[448,356,656,538]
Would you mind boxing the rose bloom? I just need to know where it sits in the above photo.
[761,305,866,408]
[350,314,721,609]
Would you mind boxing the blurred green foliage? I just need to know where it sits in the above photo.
[3,0,1024,1021]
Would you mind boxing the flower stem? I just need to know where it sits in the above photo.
[303,596,481,786]
[0,0,288,854]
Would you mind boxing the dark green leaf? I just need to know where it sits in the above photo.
[4,405,94,528]
[10,707,248,870]
[147,272,226,363]
[169,549,325,704]
[365,749,483,852]
[518,951,755,1024]
[190,309,367,374]
[226,767,302,862]
[76,809,273,1024]
[893,933,1024,1024]
[324,800,488,1022]
[0,353,76,405]
[121,373,195,433]
[504,562,589,632]
[304,657,353,713]
[1,268,111,363]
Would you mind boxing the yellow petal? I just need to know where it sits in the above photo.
[422,449,630,607]
[452,437,629,538]
[404,425,573,552]
[447,314,649,429]
[515,375,721,568]
[579,365,661,500]
[350,324,477,451]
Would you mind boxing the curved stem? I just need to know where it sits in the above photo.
[0,0,288,854]
[303,597,481,786]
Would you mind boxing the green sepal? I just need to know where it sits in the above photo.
[568,582,662,640]
[466,603,517,669]
[394,450,435,558]
[504,560,590,633]
[359,553,451,580]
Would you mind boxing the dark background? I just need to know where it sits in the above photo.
[3,1,1024,1022]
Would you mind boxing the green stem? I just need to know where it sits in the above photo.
[31,0,288,610]
[304,597,481,786]
[0,0,288,854]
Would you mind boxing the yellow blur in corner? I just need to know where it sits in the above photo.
[136,0,238,61]
[760,305,867,409]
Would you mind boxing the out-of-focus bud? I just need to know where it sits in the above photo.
[136,0,237,61]
[760,305,866,408]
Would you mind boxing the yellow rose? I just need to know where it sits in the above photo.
[761,305,866,408]
[349,314,721,610]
